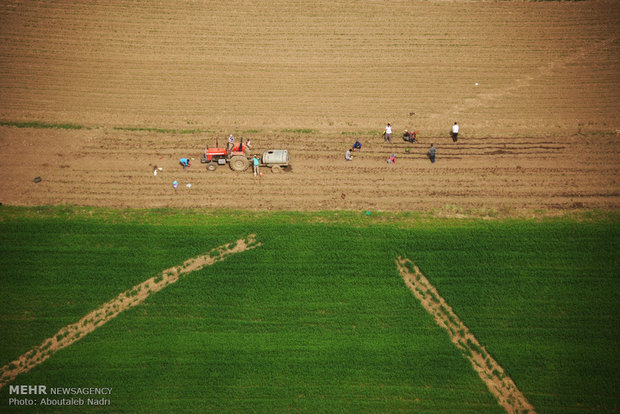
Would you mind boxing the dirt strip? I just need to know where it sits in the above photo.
[396,257,536,414]
[0,234,260,390]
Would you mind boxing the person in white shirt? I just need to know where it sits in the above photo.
[384,123,392,143]
[345,149,353,161]
[451,122,459,142]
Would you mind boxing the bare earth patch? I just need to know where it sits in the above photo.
[0,234,260,390]
[396,257,535,414]
[0,1,618,213]
[0,127,618,213]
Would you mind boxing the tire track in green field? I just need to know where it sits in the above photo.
[396,257,536,414]
[0,235,261,390]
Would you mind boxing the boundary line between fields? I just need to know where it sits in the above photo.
[0,234,261,390]
[395,257,536,414]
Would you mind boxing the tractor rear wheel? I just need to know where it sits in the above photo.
[271,165,281,173]
[206,162,217,171]
[229,155,250,171]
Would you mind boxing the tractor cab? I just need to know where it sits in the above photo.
[229,143,248,155]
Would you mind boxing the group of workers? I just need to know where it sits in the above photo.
[345,139,362,161]
[179,121,457,172]
[226,134,252,152]
[345,121,457,164]
[386,121,457,163]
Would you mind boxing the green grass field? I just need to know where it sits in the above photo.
[0,207,618,413]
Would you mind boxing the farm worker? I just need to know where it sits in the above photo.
[172,180,178,190]
[428,143,436,163]
[227,134,235,151]
[384,123,392,143]
[387,153,396,164]
[345,149,353,161]
[245,139,252,149]
[179,158,190,169]
[352,140,362,151]
[403,129,417,143]
[451,122,459,142]
[253,155,260,176]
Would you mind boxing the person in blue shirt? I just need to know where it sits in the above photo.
[179,158,190,169]
[253,155,260,176]
[352,139,362,151]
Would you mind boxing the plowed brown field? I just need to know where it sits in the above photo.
[0,0,619,212]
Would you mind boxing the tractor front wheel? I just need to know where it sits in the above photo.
[206,162,217,171]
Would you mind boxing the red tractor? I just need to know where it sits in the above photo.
[200,143,250,172]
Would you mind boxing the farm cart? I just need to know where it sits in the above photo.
[260,150,290,173]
